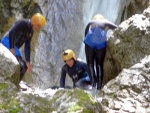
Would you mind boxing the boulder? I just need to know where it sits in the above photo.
[99,55,150,113]
[0,43,20,87]
[104,7,150,84]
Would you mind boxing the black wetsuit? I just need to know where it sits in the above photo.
[84,19,117,89]
[60,60,90,89]
[1,19,34,81]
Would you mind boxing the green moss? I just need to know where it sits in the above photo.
[7,97,22,113]
[67,89,96,112]
[68,104,93,113]
[0,83,8,90]
[0,91,9,98]
[74,89,96,106]
[83,109,94,113]
[68,104,82,112]
[2,17,16,35]
[0,97,22,113]
[33,105,45,113]
[0,104,7,110]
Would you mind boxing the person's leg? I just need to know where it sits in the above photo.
[85,44,96,87]
[95,47,106,90]
[1,37,10,49]
[75,77,91,90]
[16,56,27,81]
[1,37,26,81]
[1,37,22,57]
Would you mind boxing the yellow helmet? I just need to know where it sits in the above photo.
[62,49,76,62]
[93,14,104,20]
[31,13,46,27]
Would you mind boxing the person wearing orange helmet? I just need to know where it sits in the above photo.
[60,49,91,89]
[83,14,118,90]
[1,13,46,81]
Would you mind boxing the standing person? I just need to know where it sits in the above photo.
[83,14,118,90]
[60,49,91,90]
[1,13,46,81]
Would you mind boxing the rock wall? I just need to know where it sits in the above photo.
[116,0,150,24]
[31,0,86,88]
[99,55,150,113]
[0,0,149,89]
[104,6,150,84]
[0,0,41,37]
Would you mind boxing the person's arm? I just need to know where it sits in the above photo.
[105,20,118,29]
[9,20,26,55]
[80,60,88,72]
[10,48,15,55]
[9,27,18,55]
[60,66,67,88]
[24,37,32,73]
[85,23,90,37]
[24,37,31,62]
[9,30,17,51]
[79,61,91,82]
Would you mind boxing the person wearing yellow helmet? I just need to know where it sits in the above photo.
[83,14,118,90]
[1,13,46,81]
[31,13,46,30]
[60,49,91,89]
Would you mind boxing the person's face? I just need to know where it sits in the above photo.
[65,59,74,67]
[32,25,42,31]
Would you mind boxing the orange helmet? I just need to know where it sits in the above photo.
[93,14,104,20]
[31,13,46,27]
[62,49,76,62]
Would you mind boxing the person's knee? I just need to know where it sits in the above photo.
[20,60,27,72]
[16,56,27,72]
[75,81,82,87]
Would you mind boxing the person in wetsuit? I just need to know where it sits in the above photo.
[60,49,91,90]
[1,13,46,81]
[83,14,118,90]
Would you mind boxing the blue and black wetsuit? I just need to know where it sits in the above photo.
[60,60,90,89]
[84,19,117,90]
[1,19,34,81]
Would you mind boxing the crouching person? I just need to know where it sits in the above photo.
[1,13,46,81]
[60,49,91,90]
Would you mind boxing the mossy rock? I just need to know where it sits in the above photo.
[50,88,102,113]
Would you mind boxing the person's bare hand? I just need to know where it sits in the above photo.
[26,62,32,73]
[10,48,15,55]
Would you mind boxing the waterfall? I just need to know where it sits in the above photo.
[32,0,123,89]
[78,0,121,61]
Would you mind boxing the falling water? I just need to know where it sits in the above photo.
[78,0,122,61]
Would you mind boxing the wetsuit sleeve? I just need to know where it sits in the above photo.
[105,20,118,29]
[85,23,90,37]
[24,29,33,62]
[24,37,31,62]
[9,22,25,49]
[9,31,16,49]
[60,66,67,88]
[80,61,88,72]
